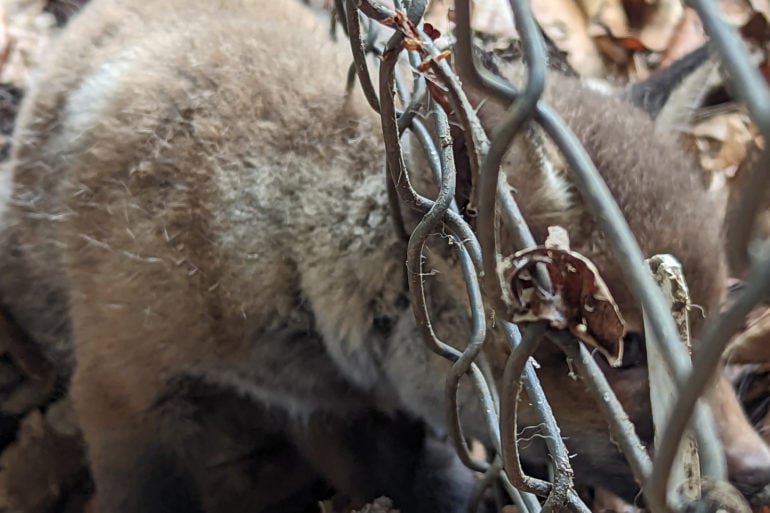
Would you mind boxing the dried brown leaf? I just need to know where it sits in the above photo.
[531,0,608,76]
[660,7,708,67]
[760,59,770,87]
[401,36,421,51]
[0,0,56,87]
[592,32,636,66]
[726,308,770,365]
[741,11,770,45]
[501,226,626,365]
[425,75,453,114]
[690,112,755,179]
[416,49,450,72]
[719,0,756,26]
[471,0,517,40]
[637,0,684,52]
[0,7,10,75]
[691,113,744,142]
[580,0,629,38]
[422,22,440,41]
[612,34,649,51]
[715,122,752,175]
[749,0,770,21]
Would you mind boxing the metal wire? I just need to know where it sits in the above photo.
[647,0,770,509]
[336,0,770,512]
[553,334,653,487]
[686,0,770,275]
[650,248,770,511]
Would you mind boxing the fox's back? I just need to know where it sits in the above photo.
[1,0,404,377]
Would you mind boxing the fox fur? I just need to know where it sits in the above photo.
[0,0,769,511]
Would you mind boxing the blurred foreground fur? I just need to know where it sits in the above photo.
[0,0,769,511]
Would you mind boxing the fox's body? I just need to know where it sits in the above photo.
[1,0,769,512]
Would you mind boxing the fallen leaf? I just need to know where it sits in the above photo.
[500,226,626,365]
[471,0,517,40]
[637,0,684,52]
[689,111,755,180]
[760,59,770,87]
[422,22,440,41]
[593,32,636,66]
[715,119,752,175]
[660,7,708,67]
[0,6,10,74]
[416,49,450,72]
[741,11,770,45]
[612,34,649,51]
[749,0,770,21]
[691,112,746,141]
[718,0,757,27]
[530,0,608,76]
[425,75,453,114]
[726,308,770,365]
[0,0,56,87]
[579,0,629,38]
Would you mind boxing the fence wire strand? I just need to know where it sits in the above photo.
[335,0,770,512]
[686,0,770,276]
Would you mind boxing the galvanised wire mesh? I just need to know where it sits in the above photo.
[334,1,770,512]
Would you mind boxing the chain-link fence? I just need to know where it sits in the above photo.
[332,1,770,512]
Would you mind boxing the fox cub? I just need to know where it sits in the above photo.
[0,0,769,512]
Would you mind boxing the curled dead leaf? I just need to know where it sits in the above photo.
[422,22,440,41]
[592,32,636,66]
[726,308,770,365]
[417,49,450,72]
[499,226,626,366]
[760,59,770,87]
[636,0,684,52]
[0,8,9,75]
[425,74,453,114]
[660,8,708,67]
[580,0,629,38]
[741,11,770,45]
[402,36,421,51]
[610,34,649,52]
[417,50,452,73]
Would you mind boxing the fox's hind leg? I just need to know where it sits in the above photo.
[68,294,212,513]
[71,369,206,513]
[68,293,329,513]
[63,204,231,513]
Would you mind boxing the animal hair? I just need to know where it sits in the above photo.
[0,0,767,511]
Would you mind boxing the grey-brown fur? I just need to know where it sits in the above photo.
[0,0,768,511]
